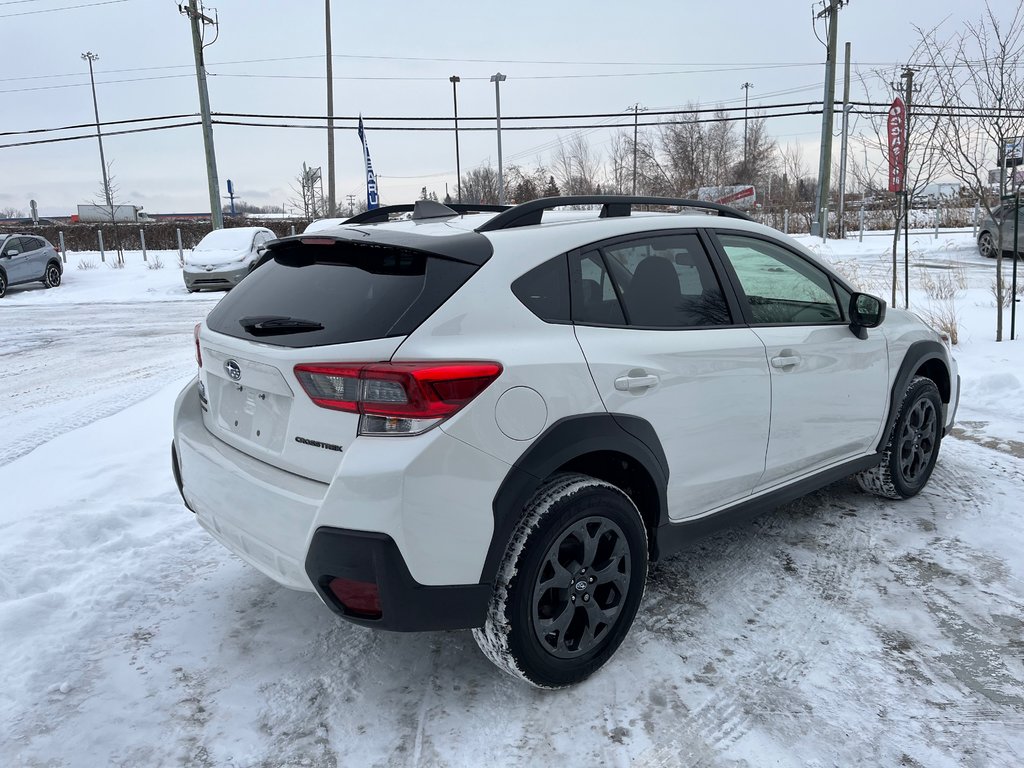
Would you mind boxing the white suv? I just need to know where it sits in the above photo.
[172,196,959,688]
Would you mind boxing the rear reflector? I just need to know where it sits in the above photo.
[328,577,382,619]
[194,323,202,367]
[294,361,502,435]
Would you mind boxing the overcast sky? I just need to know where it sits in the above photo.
[2,0,980,217]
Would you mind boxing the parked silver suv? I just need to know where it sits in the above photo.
[0,234,63,298]
[977,199,1023,258]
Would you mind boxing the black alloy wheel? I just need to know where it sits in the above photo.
[44,263,61,288]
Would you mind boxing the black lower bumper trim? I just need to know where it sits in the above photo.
[304,527,491,632]
[171,441,195,513]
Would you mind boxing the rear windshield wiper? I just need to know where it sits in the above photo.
[239,315,324,336]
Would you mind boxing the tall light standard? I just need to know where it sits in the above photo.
[490,72,507,205]
[450,75,462,203]
[325,0,336,216]
[81,52,112,212]
[741,81,754,172]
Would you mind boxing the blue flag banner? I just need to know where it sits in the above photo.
[357,116,380,210]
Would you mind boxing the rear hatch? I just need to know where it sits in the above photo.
[197,229,490,482]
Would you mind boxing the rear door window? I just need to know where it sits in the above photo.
[206,242,478,348]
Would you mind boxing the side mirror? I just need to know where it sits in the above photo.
[4,249,19,257]
[256,243,268,255]
[849,292,886,339]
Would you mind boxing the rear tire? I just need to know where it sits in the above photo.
[978,231,996,259]
[473,473,648,688]
[0,271,6,298]
[43,262,61,288]
[857,376,942,500]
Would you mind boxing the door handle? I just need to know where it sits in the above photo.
[614,374,660,392]
[770,355,801,369]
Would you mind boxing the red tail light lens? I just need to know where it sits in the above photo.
[294,361,502,435]
[194,323,202,367]
[328,577,382,619]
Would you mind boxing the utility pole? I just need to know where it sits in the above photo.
[741,82,754,173]
[490,72,507,205]
[325,0,336,217]
[181,0,223,230]
[814,0,846,239]
[346,194,356,216]
[450,75,462,203]
[837,42,851,238]
[81,52,112,213]
[628,103,646,195]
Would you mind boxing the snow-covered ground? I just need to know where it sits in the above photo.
[1,237,1022,767]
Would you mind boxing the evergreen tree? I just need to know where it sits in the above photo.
[543,176,561,197]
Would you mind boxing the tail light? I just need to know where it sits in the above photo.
[294,361,502,436]
[328,577,382,619]
[193,323,202,367]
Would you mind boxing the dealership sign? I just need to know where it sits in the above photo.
[887,97,906,192]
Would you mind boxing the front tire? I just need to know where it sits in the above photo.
[473,473,648,688]
[978,231,996,259]
[43,262,61,288]
[857,376,942,500]
[0,271,6,298]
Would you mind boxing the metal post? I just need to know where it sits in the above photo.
[290,225,296,236]
[1012,189,1019,341]
[183,1,224,230]
[838,42,851,238]
[904,190,910,309]
[859,206,865,242]
[490,72,507,206]
[325,0,335,217]
[58,231,66,263]
[81,53,112,217]
[814,0,842,240]
[176,227,183,263]
[783,209,789,234]
[934,204,940,239]
[741,83,753,174]
[140,228,147,262]
[450,75,462,203]
[98,229,105,262]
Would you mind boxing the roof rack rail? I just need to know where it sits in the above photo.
[474,195,752,232]
[345,201,510,225]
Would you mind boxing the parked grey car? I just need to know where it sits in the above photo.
[0,234,63,298]
[978,199,1024,258]
[183,227,276,293]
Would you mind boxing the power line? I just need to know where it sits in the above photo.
[0,0,129,17]
[0,121,201,150]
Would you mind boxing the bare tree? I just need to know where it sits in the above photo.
[92,161,125,265]
[289,164,328,221]
[460,165,502,204]
[917,1,1024,340]
[1,207,25,219]
[552,133,603,196]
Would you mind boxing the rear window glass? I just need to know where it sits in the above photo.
[205,243,478,348]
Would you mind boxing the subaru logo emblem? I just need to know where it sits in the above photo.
[224,359,241,381]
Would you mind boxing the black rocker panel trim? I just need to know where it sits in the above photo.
[881,340,950,452]
[305,527,492,631]
[485,413,670,585]
[655,453,881,558]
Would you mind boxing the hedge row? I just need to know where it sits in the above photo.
[0,219,306,253]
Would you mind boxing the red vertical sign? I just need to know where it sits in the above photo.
[887,97,906,192]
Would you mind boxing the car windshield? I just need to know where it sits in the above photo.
[195,229,255,251]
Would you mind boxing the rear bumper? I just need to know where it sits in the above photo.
[305,528,491,631]
[172,377,510,629]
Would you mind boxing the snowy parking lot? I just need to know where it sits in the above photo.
[2,237,1023,766]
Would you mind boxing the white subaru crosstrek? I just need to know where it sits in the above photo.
[172,196,959,688]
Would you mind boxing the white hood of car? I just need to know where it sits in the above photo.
[184,248,249,267]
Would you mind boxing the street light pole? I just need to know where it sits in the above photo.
[450,75,462,203]
[741,82,754,172]
[325,0,336,217]
[81,52,112,212]
[490,72,507,205]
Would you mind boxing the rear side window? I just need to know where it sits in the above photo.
[206,243,478,348]
[511,255,570,323]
